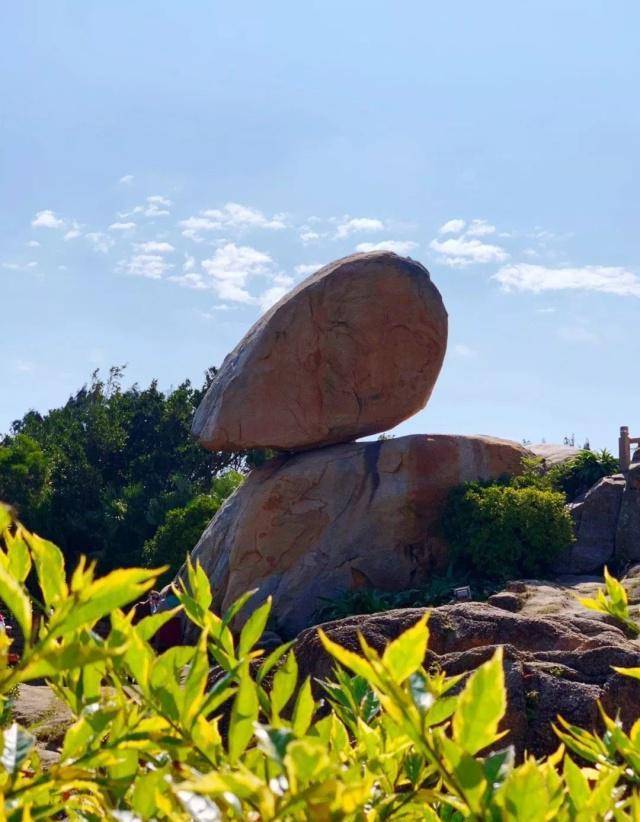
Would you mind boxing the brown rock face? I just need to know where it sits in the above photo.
[184,434,527,638]
[192,252,448,452]
[294,578,640,758]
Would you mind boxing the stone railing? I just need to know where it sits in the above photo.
[619,426,640,472]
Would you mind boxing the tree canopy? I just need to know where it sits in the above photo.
[0,366,247,569]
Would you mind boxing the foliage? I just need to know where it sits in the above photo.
[514,450,619,501]
[142,471,244,582]
[0,366,249,570]
[578,566,640,637]
[316,568,495,622]
[2,506,640,817]
[443,482,575,578]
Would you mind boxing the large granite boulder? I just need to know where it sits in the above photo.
[184,434,527,638]
[555,463,640,573]
[192,252,448,453]
[528,443,581,468]
[294,576,640,757]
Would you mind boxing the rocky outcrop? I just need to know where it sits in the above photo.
[192,252,448,453]
[185,435,527,638]
[529,443,581,468]
[294,576,640,757]
[555,463,640,573]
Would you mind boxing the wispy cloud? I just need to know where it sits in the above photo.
[121,195,172,219]
[118,174,134,185]
[108,221,136,232]
[86,232,115,254]
[118,253,173,280]
[452,343,477,358]
[466,219,496,238]
[2,261,38,271]
[134,241,175,254]
[430,236,509,267]
[179,203,287,241]
[355,240,418,255]
[493,264,640,298]
[201,243,275,303]
[335,216,384,239]
[438,218,466,235]
[27,240,40,248]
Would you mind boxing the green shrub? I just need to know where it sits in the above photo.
[548,448,619,500]
[443,482,575,578]
[2,503,640,818]
[142,471,243,581]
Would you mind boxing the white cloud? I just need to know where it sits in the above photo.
[122,195,172,219]
[108,221,136,232]
[27,240,40,248]
[299,228,321,243]
[168,272,208,290]
[183,254,196,272]
[493,264,640,298]
[135,241,175,254]
[355,240,418,255]
[201,242,274,303]
[119,174,134,185]
[295,263,322,277]
[179,203,287,241]
[64,226,82,241]
[32,209,65,229]
[430,236,509,267]
[335,216,384,239]
[86,232,115,254]
[536,307,557,314]
[466,219,496,237]
[438,219,466,235]
[119,253,173,280]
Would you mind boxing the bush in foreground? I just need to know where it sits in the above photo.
[1,503,640,819]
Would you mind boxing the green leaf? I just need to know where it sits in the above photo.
[257,640,295,684]
[0,561,32,639]
[318,629,380,688]
[453,646,506,755]
[228,665,258,763]
[238,597,271,657]
[495,758,549,820]
[1,723,35,775]
[25,531,68,607]
[291,677,315,736]
[5,531,31,583]
[270,651,298,721]
[0,503,13,535]
[382,613,429,682]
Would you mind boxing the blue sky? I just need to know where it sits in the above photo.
[1,1,638,450]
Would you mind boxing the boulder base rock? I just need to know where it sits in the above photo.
[192,252,448,452]
[555,463,640,573]
[185,434,527,637]
[294,577,640,757]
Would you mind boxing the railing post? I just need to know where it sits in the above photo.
[620,426,631,473]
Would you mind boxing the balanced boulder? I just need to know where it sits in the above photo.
[192,252,448,452]
[184,434,527,637]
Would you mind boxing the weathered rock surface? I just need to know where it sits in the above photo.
[192,252,448,452]
[555,463,640,573]
[185,434,527,638]
[294,576,640,757]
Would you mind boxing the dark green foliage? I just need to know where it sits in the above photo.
[142,471,243,582]
[548,449,619,501]
[0,366,247,569]
[316,568,483,622]
[443,482,575,578]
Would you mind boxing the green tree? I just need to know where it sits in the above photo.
[142,471,244,581]
[0,366,247,569]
